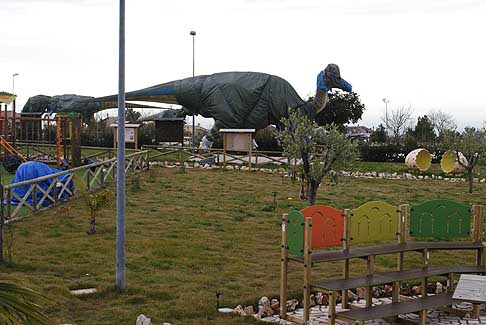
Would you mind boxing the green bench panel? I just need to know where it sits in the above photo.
[350,201,399,244]
[287,210,305,256]
[410,199,471,238]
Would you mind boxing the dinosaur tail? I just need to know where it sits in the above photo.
[87,81,179,105]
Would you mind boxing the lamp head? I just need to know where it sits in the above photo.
[13,73,19,77]
[190,31,196,36]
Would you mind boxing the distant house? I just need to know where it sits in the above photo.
[102,116,118,128]
[346,125,373,142]
[184,124,208,140]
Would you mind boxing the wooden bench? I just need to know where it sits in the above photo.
[279,200,486,325]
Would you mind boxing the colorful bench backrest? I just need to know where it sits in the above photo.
[287,205,344,256]
[287,210,305,255]
[350,201,398,244]
[301,205,344,248]
[409,199,471,238]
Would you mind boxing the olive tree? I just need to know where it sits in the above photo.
[276,112,357,206]
[443,127,486,193]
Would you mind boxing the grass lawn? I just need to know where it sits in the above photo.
[1,166,486,324]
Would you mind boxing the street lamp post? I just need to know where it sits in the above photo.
[12,73,19,145]
[12,73,19,95]
[190,30,196,148]
[116,0,126,290]
[382,98,390,124]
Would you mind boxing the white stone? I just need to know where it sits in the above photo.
[136,314,151,325]
[70,288,96,296]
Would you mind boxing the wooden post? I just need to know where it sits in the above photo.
[32,184,37,213]
[328,290,337,325]
[6,189,11,220]
[71,116,82,167]
[113,126,117,148]
[248,133,252,170]
[303,218,312,323]
[134,127,139,149]
[394,204,408,303]
[56,116,62,168]
[342,209,351,308]
[47,117,50,144]
[54,177,59,203]
[12,100,16,146]
[419,247,429,324]
[472,205,482,318]
[3,103,7,140]
[223,133,227,168]
[366,255,375,307]
[0,185,4,264]
[280,214,289,320]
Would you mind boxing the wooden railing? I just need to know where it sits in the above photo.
[15,142,141,163]
[2,150,149,221]
[142,145,288,166]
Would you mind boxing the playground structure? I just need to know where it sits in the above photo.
[405,148,432,171]
[441,150,467,174]
[280,201,486,325]
[0,91,85,168]
[406,148,468,174]
[0,113,82,168]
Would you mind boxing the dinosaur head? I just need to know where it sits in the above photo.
[324,63,342,89]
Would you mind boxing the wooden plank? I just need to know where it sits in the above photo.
[288,241,486,263]
[336,292,457,322]
[312,265,486,291]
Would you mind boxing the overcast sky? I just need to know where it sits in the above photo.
[1,0,485,129]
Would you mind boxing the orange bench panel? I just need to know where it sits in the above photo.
[301,205,344,249]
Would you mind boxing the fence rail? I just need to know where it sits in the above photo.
[142,145,288,166]
[2,150,149,221]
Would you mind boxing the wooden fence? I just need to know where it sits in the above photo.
[1,150,149,221]
[142,145,288,166]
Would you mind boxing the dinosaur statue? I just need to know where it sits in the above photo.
[90,63,352,147]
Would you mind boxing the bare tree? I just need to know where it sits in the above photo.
[381,106,413,143]
[428,109,457,139]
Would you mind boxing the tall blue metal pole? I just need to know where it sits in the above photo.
[116,0,126,290]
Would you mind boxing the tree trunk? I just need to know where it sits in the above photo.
[308,180,319,206]
[468,168,474,194]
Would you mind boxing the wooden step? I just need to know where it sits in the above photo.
[336,292,457,322]
[312,265,486,291]
[289,242,484,264]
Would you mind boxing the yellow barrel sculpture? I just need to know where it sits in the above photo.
[441,150,468,174]
[405,148,432,171]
